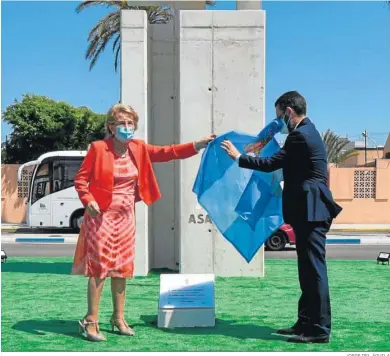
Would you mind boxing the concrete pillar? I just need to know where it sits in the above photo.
[120,10,150,276]
[176,11,215,274]
[149,23,178,271]
[177,10,266,277]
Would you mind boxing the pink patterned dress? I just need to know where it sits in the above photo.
[72,151,138,279]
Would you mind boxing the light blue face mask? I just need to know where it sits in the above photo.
[278,113,291,135]
[116,126,134,142]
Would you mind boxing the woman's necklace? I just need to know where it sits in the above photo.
[113,139,127,157]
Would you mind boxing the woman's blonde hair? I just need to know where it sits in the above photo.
[106,103,139,137]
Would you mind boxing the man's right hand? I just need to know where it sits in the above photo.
[86,201,101,217]
[221,140,241,160]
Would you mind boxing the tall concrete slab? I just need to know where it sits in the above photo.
[177,11,215,274]
[149,23,178,271]
[120,10,150,276]
[177,10,266,276]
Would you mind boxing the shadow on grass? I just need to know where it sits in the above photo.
[1,262,72,275]
[139,315,287,342]
[12,319,82,340]
[147,268,179,276]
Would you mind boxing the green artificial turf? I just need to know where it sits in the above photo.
[1,257,390,352]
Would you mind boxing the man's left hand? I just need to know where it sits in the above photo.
[221,140,241,160]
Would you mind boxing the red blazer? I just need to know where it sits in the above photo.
[74,138,198,211]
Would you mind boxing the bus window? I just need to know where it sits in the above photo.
[63,160,81,189]
[36,163,49,177]
[32,163,50,204]
[52,159,82,193]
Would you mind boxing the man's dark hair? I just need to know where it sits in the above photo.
[275,91,307,116]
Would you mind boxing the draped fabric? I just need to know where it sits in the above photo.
[193,119,285,262]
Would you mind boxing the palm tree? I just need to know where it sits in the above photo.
[321,129,359,167]
[77,1,214,72]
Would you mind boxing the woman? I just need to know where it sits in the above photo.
[72,103,215,341]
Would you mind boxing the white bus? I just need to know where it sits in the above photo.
[18,150,87,231]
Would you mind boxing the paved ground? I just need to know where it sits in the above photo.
[2,229,389,260]
[2,228,389,236]
[2,231,390,245]
[3,223,390,233]
[2,242,389,260]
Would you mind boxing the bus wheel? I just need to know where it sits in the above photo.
[71,211,84,233]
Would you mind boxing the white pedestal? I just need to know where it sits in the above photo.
[158,308,215,328]
[157,274,216,328]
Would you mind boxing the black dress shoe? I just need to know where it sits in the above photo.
[287,334,330,344]
[276,326,304,335]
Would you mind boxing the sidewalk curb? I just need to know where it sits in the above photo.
[1,237,78,244]
[327,239,361,244]
[360,237,390,245]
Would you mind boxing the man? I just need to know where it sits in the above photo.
[221,91,342,344]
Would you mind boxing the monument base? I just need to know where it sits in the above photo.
[157,308,215,328]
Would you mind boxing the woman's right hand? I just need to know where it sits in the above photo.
[86,201,101,217]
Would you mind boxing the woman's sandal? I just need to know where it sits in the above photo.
[78,318,107,342]
[109,317,135,336]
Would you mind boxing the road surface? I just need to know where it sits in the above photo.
[2,241,389,260]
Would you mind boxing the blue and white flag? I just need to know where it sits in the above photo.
[193,119,284,263]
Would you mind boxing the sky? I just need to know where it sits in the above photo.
[1,1,390,146]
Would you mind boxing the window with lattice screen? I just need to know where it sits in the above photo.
[17,169,33,199]
[353,170,376,199]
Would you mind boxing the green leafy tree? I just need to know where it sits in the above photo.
[77,0,215,71]
[2,94,106,163]
[1,141,9,163]
[322,129,359,166]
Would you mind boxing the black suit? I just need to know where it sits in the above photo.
[239,118,342,336]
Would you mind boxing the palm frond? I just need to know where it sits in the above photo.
[337,149,359,163]
[114,43,121,72]
[145,6,173,24]
[84,11,120,70]
[87,24,119,70]
[76,0,123,13]
[112,33,120,52]
[87,11,120,41]
[322,129,356,165]
[77,0,208,71]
